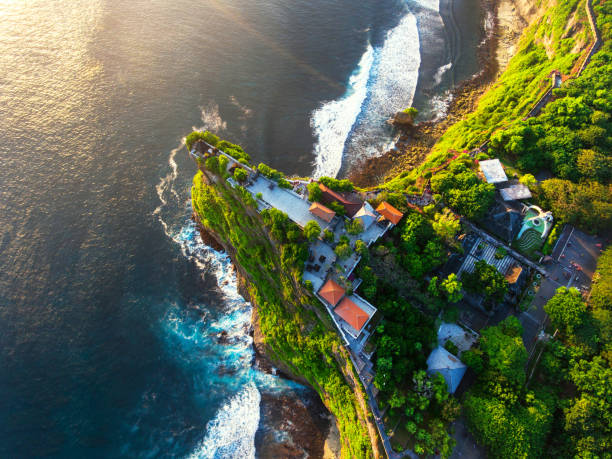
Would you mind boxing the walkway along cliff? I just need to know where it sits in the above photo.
[189,145,382,458]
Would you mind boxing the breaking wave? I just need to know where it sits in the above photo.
[310,6,421,177]
[187,384,261,459]
[311,43,375,178]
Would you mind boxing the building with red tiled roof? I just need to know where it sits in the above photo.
[335,296,369,332]
[376,201,404,225]
[318,278,345,306]
[318,183,362,218]
[309,202,336,223]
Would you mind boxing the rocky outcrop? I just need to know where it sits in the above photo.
[390,110,416,126]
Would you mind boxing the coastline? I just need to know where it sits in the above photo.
[349,0,534,187]
[194,220,342,457]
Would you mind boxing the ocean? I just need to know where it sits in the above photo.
[0,0,483,457]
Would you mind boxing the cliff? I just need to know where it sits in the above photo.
[191,164,382,458]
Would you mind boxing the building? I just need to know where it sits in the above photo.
[318,183,362,218]
[376,201,404,225]
[334,295,374,338]
[309,202,336,223]
[426,346,467,394]
[318,278,345,306]
[353,202,378,229]
[479,159,508,185]
[500,184,532,201]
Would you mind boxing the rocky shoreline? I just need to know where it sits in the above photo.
[349,0,531,187]
[194,219,340,458]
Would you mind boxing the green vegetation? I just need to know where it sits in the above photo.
[535,178,612,233]
[432,209,461,245]
[430,158,495,220]
[192,159,374,457]
[429,0,588,155]
[217,140,251,165]
[372,297,456,457]
[402,107,418,117]
[303,220,321,242]
[319,176,355,192]
[185,130,219,150]
[233,167,247,183]
[464,317,555,459]
[323,228,335,244]
[462,260,508,308]
[466,247,612,459]
[398,212,446,278]
[334,235,352,260]
[346,218,364,235]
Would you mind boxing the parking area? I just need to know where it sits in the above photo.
[552,226,604,291]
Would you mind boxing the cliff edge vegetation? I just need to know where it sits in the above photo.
[189,138,379,458]
[385,0,611,233]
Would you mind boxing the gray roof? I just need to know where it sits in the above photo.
[480,159,508,184]
[500,184,532,201]
[426,346,467,394]
[354,202,378,229]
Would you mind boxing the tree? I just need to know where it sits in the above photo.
[433,209,461,243]
[428,276,439,297]
[480,316,527,387]
[303,220,321,242]
[536,179,612,233]
[334,241,352,260]
[577,149,611,182]
[307,182,322,202]
[565,356,612,457]
[440,273,463,303]
[323,229,335,243]
[462,260,508,305]
[346,218,364,235]
[544,287,587,335]
[519,173,537,188]
[354,239,369,261]
[233,168,247,182]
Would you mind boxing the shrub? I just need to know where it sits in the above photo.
[444,340,459,355]
[346,218,364,235]
[234,168,247,183]
[335,242,352,260]
[319,176,354,192]
[185,130,219,150]
[303,220,321,242]
[323,229,335,243]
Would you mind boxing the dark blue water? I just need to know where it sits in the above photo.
[0,0,482,457]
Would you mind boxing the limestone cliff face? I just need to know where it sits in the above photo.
[192,166,382,458]
[496,0,549,71]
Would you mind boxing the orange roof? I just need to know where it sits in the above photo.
[309,202,336,223]
[376,201,404,225]
[335,297,370,332]
[318,184,362,217]
[318,279,345,306]
[505,265,523,284]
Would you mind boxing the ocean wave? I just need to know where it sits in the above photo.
[433,62,452,86]
[340,11,421,169]
[187,383,261,459]
[309,7,421,176]
[416,0,440,12]
[311,43,374,178]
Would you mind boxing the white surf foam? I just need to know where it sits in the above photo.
[413,0,440,12]
[433,62,452,86]
[309,7,422,176]
[311,43,374,178]
[187,383,261,459]
[340,11,421,168]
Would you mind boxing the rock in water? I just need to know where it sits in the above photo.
[391,110,415,126]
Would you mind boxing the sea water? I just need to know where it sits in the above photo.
[0,0,482,457]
